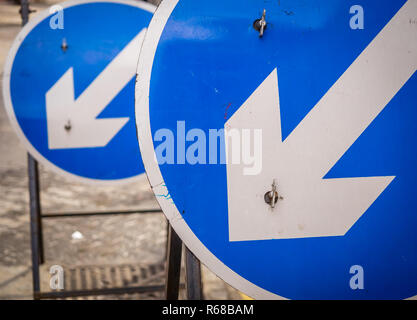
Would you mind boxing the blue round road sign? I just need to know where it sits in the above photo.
[136,0,417,299]
[3,0,154,184]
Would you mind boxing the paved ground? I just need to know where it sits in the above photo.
[0,0,241,300]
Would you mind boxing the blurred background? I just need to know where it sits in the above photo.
[0,0,241,300]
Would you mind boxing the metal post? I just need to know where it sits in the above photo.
[185,246,203,300]
[165,224,182,300]
[28,154,43,299]
[20,0,30,26]
[28,155,44,264]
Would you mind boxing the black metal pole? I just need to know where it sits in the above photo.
[185,246,203,300]
[28,154,42,299]
[20,0,29,26]
[165,224,182,300]
[28,154,45,264]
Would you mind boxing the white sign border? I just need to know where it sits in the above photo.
[135,0,283,299]
[2,0,155,186]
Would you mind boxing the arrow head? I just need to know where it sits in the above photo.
[45,30,148,150]
[45,67,129,149]
[225,69,395,241]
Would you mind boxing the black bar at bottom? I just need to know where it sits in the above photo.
[185,247,203,300]
[165,224,183,300]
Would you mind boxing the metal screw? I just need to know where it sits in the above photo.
[64,120,71,131]
[253,9,267,37]
[264,180,282,209]
[61,38,68,52]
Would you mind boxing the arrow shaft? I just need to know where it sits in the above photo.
[75,29,146,117]
[285,0,417,177]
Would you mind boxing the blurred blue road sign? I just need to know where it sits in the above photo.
[3,0,154,184]
[136,0,417,299]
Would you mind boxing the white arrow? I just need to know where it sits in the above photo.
[46,29,146,149]
[226,0,417,241]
